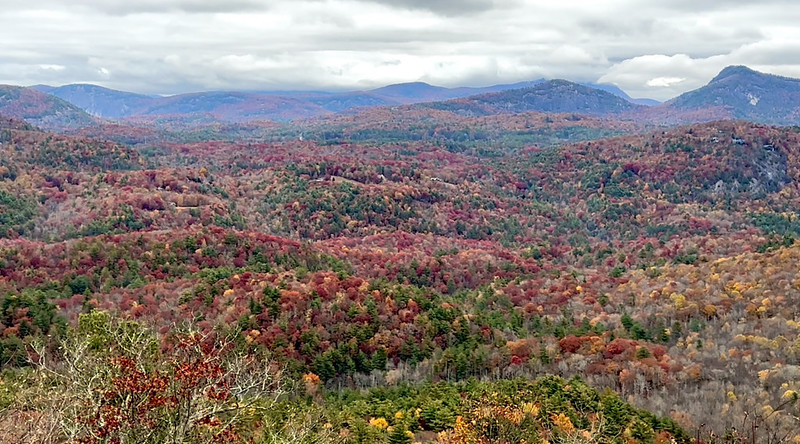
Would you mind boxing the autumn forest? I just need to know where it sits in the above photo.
[1,67,800,444]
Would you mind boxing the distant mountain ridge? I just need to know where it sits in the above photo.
[31,84,155,119]
[15,65,800,129]
[31,78,653,124]
[667,65,800,125]
[0,85,96,130]
[422,79,641,117]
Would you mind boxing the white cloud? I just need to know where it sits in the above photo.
[646,77,686,88]
[39,64,66,72]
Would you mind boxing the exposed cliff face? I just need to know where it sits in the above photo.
[706,135,790,198]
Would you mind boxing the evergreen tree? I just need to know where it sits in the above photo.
[388,424,412,444]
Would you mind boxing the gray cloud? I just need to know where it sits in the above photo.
[355,0,501,16]
[0,0,799,100]
[660,0,798,12]
[0,0,271,15]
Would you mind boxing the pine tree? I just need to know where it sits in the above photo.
[388,424,412,444]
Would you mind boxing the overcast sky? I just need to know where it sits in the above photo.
[1,0,799,100]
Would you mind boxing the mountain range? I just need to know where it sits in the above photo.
[26,78,653,123]
[3,65,800,130]
[6,62,800,443]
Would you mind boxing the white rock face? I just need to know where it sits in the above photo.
[747,92,760,106]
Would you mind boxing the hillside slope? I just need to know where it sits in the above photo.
[667,65,800,125]
[0,85,97,130]
[423,79,642,117]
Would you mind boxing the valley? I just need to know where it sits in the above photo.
[1,66,800,443]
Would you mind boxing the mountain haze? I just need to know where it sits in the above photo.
[31,84,155,119]
[13,65,800,130]
[30,78,650,124]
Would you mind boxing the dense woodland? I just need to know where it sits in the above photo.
[1,87,800,444]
